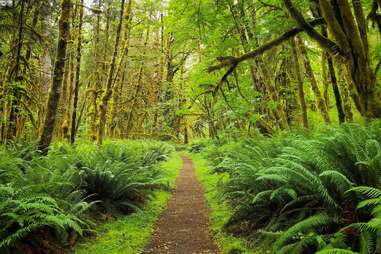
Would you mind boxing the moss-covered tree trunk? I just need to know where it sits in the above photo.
[284,0,381,118]
[326,53,345,123]
[297,36,331,123]
[90,0,105,141]
[291,38,308,128]
[319,0,381,118]
[38,0,72,153]
[96,0,126,145]
[126,25,150,137]
[70,0,84,144]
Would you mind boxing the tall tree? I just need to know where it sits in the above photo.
[96,0,127,144]
[70,0,84,144]
[291,38,308,128]
[297,36,331,123]
[284,0,381,118]
[38,0,72,153]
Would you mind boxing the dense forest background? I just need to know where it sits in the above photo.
[1,0,380,148]
[1,0,381,253]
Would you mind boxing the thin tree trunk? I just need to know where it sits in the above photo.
[152,13,165,136]
[96,0,126,145]
[320,23,346,123]
[327,53,345,123]
[297,36,331,123]
[90,0,103,141]
[126,26,150,137]
[70,0,84,144]
[5,0,25,141]
[38,0,72,153]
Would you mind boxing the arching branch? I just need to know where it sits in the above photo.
[283,0,341,56]
[208,18,325,72]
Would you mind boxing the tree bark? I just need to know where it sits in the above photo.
[96,0,126,144]
[327,53,345,123]
[70,0,84,144]
[5,0,25,141]
[126,26,150,137]
[90,0,103,141]
[291,38,308,128]
[297,36,331,124]
[38,0,72,153]
[316,0,381,117]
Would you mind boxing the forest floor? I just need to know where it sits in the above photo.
[144,155,219,254]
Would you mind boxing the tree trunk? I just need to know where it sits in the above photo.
[297,36,331,123]
[70,0,84,144]
[5,0,25,141]
[126,25,149,137]
[337,64,354,122]
[291,38,308,128]
[60,2,77,141]
[38,0,72,153]
[326,53,345,123]
[96,0,126,145]
[318,0,381,118]
[184,125,189,144]
[90,0,103,141]
[320,23,345,123]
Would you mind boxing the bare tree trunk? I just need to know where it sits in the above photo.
[38,0,72,153]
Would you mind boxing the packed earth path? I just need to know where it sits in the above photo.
[144,155,219,254]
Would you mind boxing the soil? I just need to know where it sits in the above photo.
[144,155,219,254]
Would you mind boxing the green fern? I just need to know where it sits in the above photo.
[316,249,359,254]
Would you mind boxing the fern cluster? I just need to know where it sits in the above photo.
[204,122,381,254]
[0,140,173,253]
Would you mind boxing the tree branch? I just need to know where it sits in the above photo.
[208,18,325,72]
[283,0,341,56]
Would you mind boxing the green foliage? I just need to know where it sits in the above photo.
[199,122,381,253]
[0,185,87,250]
[191,153,260,254]
[75,154,182,254]
[0,140,174,252]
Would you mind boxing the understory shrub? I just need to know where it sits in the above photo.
[203,122,381,254]
[0,140,173,253]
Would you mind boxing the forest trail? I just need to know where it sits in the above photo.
[144,155,219,254]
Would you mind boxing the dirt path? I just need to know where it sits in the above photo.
[144,155,219,254]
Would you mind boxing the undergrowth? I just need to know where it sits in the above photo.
[192,122,381,254]
[0,140,174,253]
[74,153,182,254]
[191,153,263,254]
